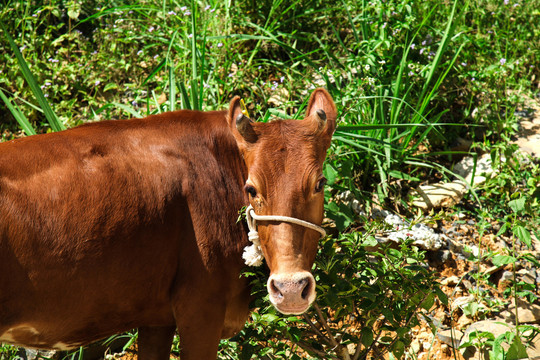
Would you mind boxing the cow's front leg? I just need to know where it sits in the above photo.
[173,298,226,360]
[137,325,176,360]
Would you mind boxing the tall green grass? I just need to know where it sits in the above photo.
[0,21,65,133]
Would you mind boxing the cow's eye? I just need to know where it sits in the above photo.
[245,185,257,198]
[315,178,327,193]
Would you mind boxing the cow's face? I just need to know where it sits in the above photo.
[228,89,336,314]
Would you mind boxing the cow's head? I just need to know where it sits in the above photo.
[228,89,336,314]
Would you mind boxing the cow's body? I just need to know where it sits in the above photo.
[0,110,250,357]
[0,89,337,359]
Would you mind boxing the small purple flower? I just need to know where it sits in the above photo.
[499,58,506,66]
[95,80,101,86]
[408,71,414,76]
[461,62,467,66]
[137,50,143,56]
[204,5,211,11]
[180,6,187,11]
[504,0,509,4]
[280,76,285,83]
[210,8,216,12]
[168,11,177,15]
[217,42,223,47]
[132,100,138,107]
[410,43,415,49]
[154,54,159,60]
[149,26,155,32]
[184,11,191,16]
[188,33,193,38]
[419,48,425,55]
[45,82,51,86]
[471,77,475,81]
[44,94,49,97]
[228,73,233,77]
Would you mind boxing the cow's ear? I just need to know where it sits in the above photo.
[305,88,337,137]
[228,96,257,144]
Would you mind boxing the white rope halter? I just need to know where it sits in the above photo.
[242,205,326,266]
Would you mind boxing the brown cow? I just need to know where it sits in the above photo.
[0,88,337,359]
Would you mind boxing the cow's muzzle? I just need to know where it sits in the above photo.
[267,272,316,314]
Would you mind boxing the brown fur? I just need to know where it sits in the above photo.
[0,89,336,359]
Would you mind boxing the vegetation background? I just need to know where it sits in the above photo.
[0,0,539,359]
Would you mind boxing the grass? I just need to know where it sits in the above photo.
[0,0,539,359]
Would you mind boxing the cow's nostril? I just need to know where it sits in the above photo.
[300,278,311,300]
[270,279,284,299]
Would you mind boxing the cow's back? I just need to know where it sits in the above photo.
[0,110,248,349]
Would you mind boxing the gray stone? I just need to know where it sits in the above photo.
[453,153,497,186]
[437,329,463,348]
[460,320,540,359]
[409,180,467,211]
[24,349,57,360]
[518,268,537,285]
[499,298,540,324]
[441,275,460,286]
[499,270,515,287]
[460,320,514,359]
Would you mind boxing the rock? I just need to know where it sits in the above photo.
[24,349,57,360]
[461,319,540,359]
[410,180,467,211]
[375,212,444,250]
[460,320,514,359]
[267,87,289,107]
[518,268,536,285]
[441,275,460,286]
[512,95,540,158]
[410,338,421,353]
[437,329,463,348]
[498,298,540,324]
[452,295,475,312]
[457,314,473,329]
[499,270,515,288]
[453,153,497,186]
[430,249,452,263]
[336,190,365,216]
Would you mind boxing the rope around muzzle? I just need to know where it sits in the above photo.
[242,205,326,267]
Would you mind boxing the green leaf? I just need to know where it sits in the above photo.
[361,327,374,347]
[261,314,279,324]
[508,197,526,214]
[491,255,517,266]
[323,163,338,185]
[506,336,528,360]
[513,225,532,248]
[0,88,36,135]
[420,293,435,311]
[434,286,449,306]
[104,83,119,92]
[388,170,420,181]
